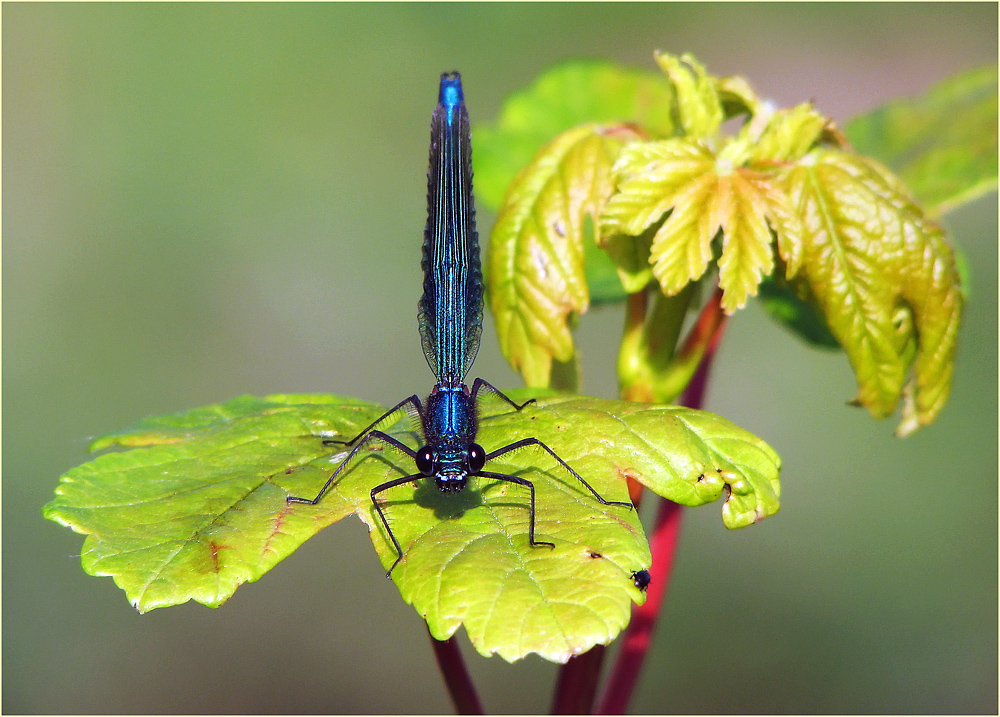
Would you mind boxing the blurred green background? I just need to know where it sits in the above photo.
[5,3,996,713]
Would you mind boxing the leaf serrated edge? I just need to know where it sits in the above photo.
[489,124,638,386]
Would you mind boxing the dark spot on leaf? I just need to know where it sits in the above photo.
[632,570,651,591]
[696,474,705,482]
[285,467,294,474]
[588,550,603,559]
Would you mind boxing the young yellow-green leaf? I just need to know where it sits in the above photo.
[488,123,642,387]
[782,150,964,434]
[845,64,998,216]
[599,223,657,295]
[712,167,780,312]
[654,51,723,138]
[749,103,829,164]
[45,391,781,663]
[473,60,676,211]
[602,139,710,236]
[601,139,801,313]
[716,72,762,119]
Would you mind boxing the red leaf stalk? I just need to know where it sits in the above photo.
[429,631,484,714]
[596,498,683,714]
[597,290,729,714]
[551,645,607,714]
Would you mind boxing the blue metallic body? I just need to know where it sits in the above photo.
[417,72,482,493]
[287,72,632,578]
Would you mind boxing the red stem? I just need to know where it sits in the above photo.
[596,499,684,715]
[550,645,606,714]
[678,291,728,411]
[596,290,729,714]
[429,630,484,714]
[675,287,728,382]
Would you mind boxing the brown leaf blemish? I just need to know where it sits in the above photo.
[262,507,292,557]
[209,541,224,572]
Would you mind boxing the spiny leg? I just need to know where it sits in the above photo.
[486,438,634,509]
[371,473,427,578]
[287,430,417,505]
[470,377,536,412]
[322,394,424,448]
[478,470,555,550]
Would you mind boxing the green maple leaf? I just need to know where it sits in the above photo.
[781,149,963,434]
[846,64,998,216]
[44,392,780,663]
[473,60,676,211]
[654,51,723,137]
[488,124,643,387]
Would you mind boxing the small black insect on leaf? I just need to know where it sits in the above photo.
[632,569,651,591]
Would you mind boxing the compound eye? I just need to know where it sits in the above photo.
[467,443,486,473]
[415,446,434,475]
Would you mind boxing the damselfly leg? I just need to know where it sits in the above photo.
[286,429,417,506]
[469,377,536,412]
[485,437,634,509]
[321,395,424,448]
